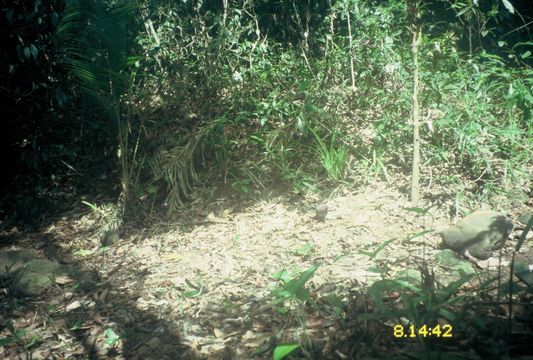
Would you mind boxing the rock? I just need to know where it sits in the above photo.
[0,250,72,296]
[0,250,35,274]
[440,210,514,260]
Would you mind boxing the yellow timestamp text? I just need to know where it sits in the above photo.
[393,324,453,338]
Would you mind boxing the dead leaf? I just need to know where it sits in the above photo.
[66,300,82,312]
[213,328,225,338]
[55,275,74,285]
[162,253,182,261]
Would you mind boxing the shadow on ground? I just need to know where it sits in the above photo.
[0,230,195,360]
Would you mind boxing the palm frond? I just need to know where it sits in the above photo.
[149,123,215,214]
[55,0,138,112]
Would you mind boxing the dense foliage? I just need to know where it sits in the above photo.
[1,0,531,224]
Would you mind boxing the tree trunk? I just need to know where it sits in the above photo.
[410,28,422,206]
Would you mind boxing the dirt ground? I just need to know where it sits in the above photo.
[1,178,532,359]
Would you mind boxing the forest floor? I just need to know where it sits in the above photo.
[1,175,532,359]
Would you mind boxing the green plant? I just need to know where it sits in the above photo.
[81,200,122,240]
[269,264,320,359]
[272,264,320,306]
[181,279,204,298]
[104,328,121,346]
[364,265,473,357]
[55,0,142,216]
[231,178,251,194]
[310,128,347,182]
[1,319,42,351]
[294,244,315,257]
[273,343,300,360]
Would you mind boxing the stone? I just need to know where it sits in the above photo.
[440,210,514,260]
[0,250,72,296]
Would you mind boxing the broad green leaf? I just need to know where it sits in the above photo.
[397,269,422,284]
[281,263,320,299]
[401,294,419,324]
[273,343,300,360]
[104,328,120,346]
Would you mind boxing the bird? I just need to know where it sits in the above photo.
[440,210,514,260]
[315,204,328,222]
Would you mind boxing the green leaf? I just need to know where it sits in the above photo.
[29,44,38,59]
[70,320,82,331]
[403,204,435,215]
[280,263,320,300]
[273,343,300,360]
[6,319,15,333]
[438,308,457,322]
[55,87,68,107]
[50,11,59,27]
[74,249,94,256]
[501,0,514,14]
[435,250,476,275]
[24,46,31,60]
[182,289,202,298]
[514,259,533,286]
[403,230,433,243]
[358,238,396,258]
[297,116,306,134]
[320,294,345,315]
[401,294,419,324]
[368,279,422,314]
[146,184,159,194]
[397,269,422,284]
[24,335,41,349]
[515,215,533,252]
[0,336,14,347]
[294,244,313,256]
[439,274,474,301]
[104,328,120,346]
[357,313,380,321]
[272,269,293,283]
